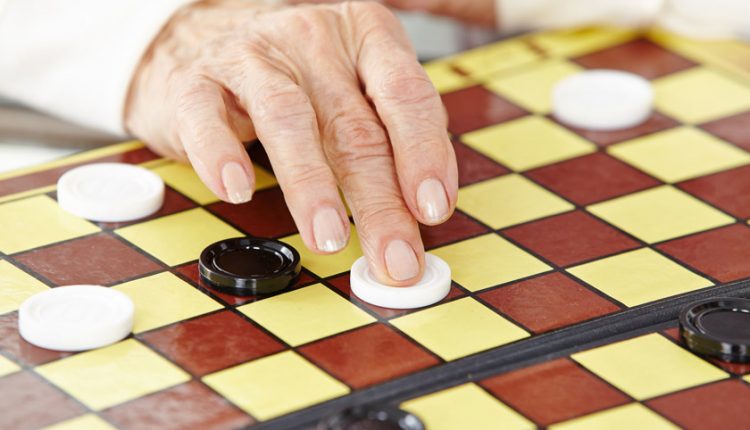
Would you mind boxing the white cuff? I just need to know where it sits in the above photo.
[0,0,196,136]
[496,0,664,34]
[656,0,750,40]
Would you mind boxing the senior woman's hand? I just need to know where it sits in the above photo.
[125,0,458,286]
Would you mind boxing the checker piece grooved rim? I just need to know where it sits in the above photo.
[680,297,750,363]
[199,237,301,296]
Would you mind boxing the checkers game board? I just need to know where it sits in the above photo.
[2,27,750,430]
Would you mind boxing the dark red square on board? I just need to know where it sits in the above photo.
[479,272,620,333]
[103,380,253,430]
[15,233,161,286]
[678,165,750,219]
[299,324,438,389]
[647,380,750,430]
[420,210,489,250]
[700,111,750,151]
[139,310,284,376]
[0,372,84,430]
[526,152,659,206]
[208,187,297,239]
[657,224,750,283]
[574,39,696,80]
[502,210,639,267]
[442,85,527,135]
[453,139,509,187]
[0,313,71,366]
[481,358,629,426]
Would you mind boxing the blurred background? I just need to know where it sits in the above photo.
[0,13,499,174]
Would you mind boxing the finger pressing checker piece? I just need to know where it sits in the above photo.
[200,237,302,296]
[350,253,451,309]
[57,162,165,222]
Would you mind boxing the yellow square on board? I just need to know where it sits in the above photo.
[41,414,117,430]
[153,162,276,205]
[484,59,582,114]
[0,355,20,378]
[239,283,375,346]
[654,67,750,124]
[567,248,712,307]
[35,339,190,411]
[152,163,219,205]
[0,260,49,315]
[463,116,596,171]
[203,350,349,421]
[402,383,534,430]
[282,225,361,278]
[453,40,540,78]
[115,208,241,266]
[572,333,727,400]
[423,61,474,94]
[113,272,221,333]
[530,27,638,58]
[458,174,574,229]
[608,127,750,183]
[549,403,678,430]
[587,185,733,243]
[391,297,529,361]
[0,195,100,254]
[431,234,550,292]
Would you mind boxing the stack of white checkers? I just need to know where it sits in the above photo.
[57,163,165,222]
[350,254,452,309]
[552,70,654,131]
[19,286,134,351]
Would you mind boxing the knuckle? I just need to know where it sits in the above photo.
[375,71,438,107]
[282,8,336,40]
[253,84,314,128]
[174,79,211,120]
[355,197,411,230]
[327,113,387,149]
[325,116,393,174]
[281,163,336,191]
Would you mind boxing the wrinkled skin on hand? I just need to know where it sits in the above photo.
[125,0,458,286]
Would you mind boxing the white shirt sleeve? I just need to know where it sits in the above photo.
[495,0,664,34]
[0,0,196,136]
[496,0,750,40]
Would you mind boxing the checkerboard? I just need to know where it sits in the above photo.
[2,26,750,429]
[400,326,750,430]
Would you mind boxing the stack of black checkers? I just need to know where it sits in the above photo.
[680,298,750,363]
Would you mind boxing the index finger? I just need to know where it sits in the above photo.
[349,2,458,226]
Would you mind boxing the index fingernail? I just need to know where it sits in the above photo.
[222,162,253,204]
[313,207,348,253]
[417,178,449,223]
[385,240,419,281]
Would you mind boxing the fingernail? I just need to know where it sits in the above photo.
[385,240,419,281]
[417,178,449,223]
[222,162,253,204]
[313,207,348,252]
